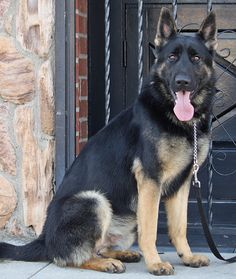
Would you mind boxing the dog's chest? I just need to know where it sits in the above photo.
[157,134,209,185]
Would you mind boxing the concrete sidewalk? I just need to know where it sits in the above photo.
[0,251,235,279]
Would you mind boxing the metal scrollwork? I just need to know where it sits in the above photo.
[211,151,236,177]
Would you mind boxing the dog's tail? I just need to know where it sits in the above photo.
[0,235,48,261]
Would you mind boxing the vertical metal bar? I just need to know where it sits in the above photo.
[138,0,144,95]
[55,0,66,187]
[65,0,76,165]
[172,0,178,25]
[55,0,75,187]
[207,0,213,229]
[208,118,213,229]
[207,0,213,13]
[105,0,111,125]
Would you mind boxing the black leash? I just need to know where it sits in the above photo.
[193,121,236,263]
[193,182,236,263]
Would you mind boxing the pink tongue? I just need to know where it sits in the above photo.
[173,91,194,121]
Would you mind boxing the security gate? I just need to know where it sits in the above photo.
[88,0,236,249]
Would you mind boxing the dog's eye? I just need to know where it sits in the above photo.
[192,55,201,63]
[168,54,177,61]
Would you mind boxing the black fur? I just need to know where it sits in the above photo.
[0,9,217,266]
[45,196,102,263]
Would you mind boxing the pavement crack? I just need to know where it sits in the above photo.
[27,262,52,279]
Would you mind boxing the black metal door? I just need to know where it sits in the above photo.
[88,0,236,248]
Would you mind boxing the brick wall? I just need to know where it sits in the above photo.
[75,0,88,155]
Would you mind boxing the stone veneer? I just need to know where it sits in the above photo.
[0,0,55,236]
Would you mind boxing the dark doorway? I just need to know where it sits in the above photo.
[88,0,236,248]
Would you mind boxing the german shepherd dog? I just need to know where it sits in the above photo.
[0,8,217,276]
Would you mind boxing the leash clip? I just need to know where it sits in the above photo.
[193,179,201,189]
[193,163,201,188]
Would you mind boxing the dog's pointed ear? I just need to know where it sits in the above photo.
[197,11,217,50]
[154,7,177,47]
[149,42,158,58]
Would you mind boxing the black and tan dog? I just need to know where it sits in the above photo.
[0,8,217,276]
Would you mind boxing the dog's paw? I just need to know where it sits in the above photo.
[148,261,174,276]
[100,250,142,263]
[118,251,142,263]
[183,254,210,268]
[102,258,126,273]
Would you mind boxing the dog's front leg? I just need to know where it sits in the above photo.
[137,179,174,276]
[165,178,210,268]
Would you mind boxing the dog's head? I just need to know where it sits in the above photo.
[151,8,217,122]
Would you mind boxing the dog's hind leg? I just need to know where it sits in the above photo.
[47,191,116,271]
[99,250,142,263]
[80,257,126,273]
[165,178,210,268]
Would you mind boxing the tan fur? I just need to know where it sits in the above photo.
[194,95,205,106]
[80,257,125,273]
[203,64,213,79]
[54,242,92,267]
[95,215,137,255]
[132,159,173,274]
[76,191,112,244]
[107,215,137,250]
[54,191,113,268]
[158,134,209,194]
[165,178,210,267]
[158,135,192,194]
[198,136,210,165]
[205,40,218,50]
[132,158,161,266]
[156,62,166,76]
[165,176,193,260]
[154,37,162,47]
[132,130,210,273]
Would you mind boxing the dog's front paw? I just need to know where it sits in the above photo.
[183,254,210,268]
[148,262,174,276]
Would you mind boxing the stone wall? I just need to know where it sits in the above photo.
[0,0,55,237]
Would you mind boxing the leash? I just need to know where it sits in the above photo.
[192,121,236,263]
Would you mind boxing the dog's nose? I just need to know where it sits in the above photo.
[175,74,192,91]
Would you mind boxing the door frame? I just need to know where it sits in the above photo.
[55,0,76,187]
